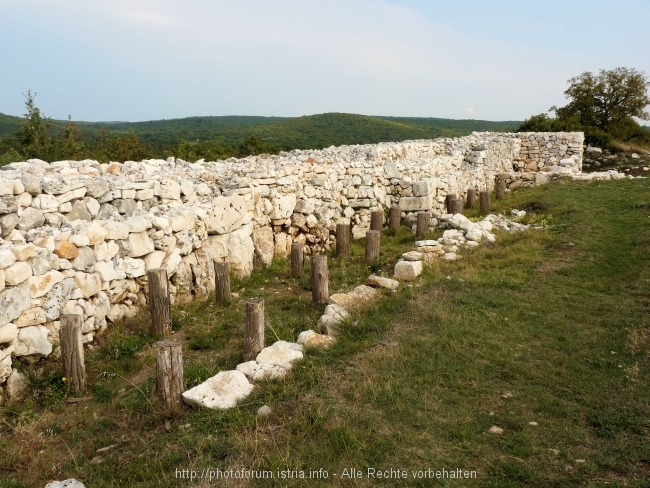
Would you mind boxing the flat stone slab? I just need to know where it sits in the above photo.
[402,251,423,261]
[236,361,288,381]
[182,370,254,409]
[255,341,303,369]
[366,274,399,290]
[45,480,86,488]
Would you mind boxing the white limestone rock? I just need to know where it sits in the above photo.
[13,325,52,357]
[365,274,399,290]
[182,370,254,409]
[28,270,64,298]
[0,323,18,344]
[45,478,87,488]
[252,226,275,266]
[5,262,32,285]
[236,360,288,381]
[255,341,303,370]
[394,260,423,280]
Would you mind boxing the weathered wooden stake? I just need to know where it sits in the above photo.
[148,268,171,336]
[156,340,184,410]
[311,255,329,306]
[450,198,463,215]
[60,314,86,395]
[466,188,477,209]
[496,180,506,200]
[365,230,381,264]
[244,298,265,361]
[336,223,350,256]
[445,194,454,214]
[214,261,231,304]
[416,211,430,239]
[370,210,383,231]
[290,242,304,277]
[388,206,401,231]
[479,190,491,214]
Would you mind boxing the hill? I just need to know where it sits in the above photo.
[0,112,520,152]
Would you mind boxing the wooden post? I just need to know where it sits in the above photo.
[479,190,491,214]
[466,188,476,209]
[365,230,380,264]
[370,210,383,231]
[336,223,350,256]
[450,198,463,215]
[311,255,329,306]
[445,194,454,214]
[416,211,429,239]
[148,269,171,336]
[60,314,86,395]
[156,340,184,410]
[388,206,401,231]
[496,180,506,200]
[244,298,265,361]
[290,242,304,277]
[214,261,231,304]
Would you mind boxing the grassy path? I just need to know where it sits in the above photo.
[1,178,649,487]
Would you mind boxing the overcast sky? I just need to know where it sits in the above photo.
[1,0,648,122]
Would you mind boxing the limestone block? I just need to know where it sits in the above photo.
[42,278,75,321]
[17,207,44,230]
[54,241,79,260]
[0,323,18,344]
[394,260,423,280]
[74,272,101,298]
[162,248,182,276]
[124,216,151,233]
[236,360,289,381]
[201,234,229,261]
[207,195,252,234]
[45,479,87,488]
[255,341,303,369]
[94,261,127,282]
[0,249,17,269]
[297,330,334,348]
[104,222,129,240]
[11,243,36,261]
[66,201,92,221]
[14,307,46,327]
[252,226,274,266]
[366,275,399,290]
[269,193,297,219]
[182,370,254,409]
[0,213,19,237]
[160,180,181,200]
[71,246,95,272]
[402,251,423,261]
[128,231,155,257]
[227,224,254,278]
[85,179,110,198]
[413,179,434,196]
[398,195,432,211]
[0,196,17,214]
[28,270,64,298]
[85,222,108,244]
[69,234,90,247]
[5,262,32,285]
[273,233,292,258]
[13,325,52,357]
[122,257,146,278]
[142,250,165,271]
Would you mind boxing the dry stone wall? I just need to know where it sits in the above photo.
[0,131,583,387]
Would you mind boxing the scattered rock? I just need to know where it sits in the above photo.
[394,260,422,280]
[44,479,86,488]
[488,426,504,435]
[365,274,399,290]
[182,370,254,409]
[257,405,272,417]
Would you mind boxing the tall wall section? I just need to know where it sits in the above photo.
[0,131,583,384]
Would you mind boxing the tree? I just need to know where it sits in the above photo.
[14,90,53,159]
[553,67,649,131]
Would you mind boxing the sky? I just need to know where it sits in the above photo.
[1,0,649,122]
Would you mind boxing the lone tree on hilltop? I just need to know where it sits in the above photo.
[553,67,649,131]
[519,67,650,148]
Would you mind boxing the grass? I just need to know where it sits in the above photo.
[1,178,650,487]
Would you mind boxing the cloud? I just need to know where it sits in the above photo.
[465,107,475,115]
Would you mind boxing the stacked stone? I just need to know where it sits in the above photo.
[0,131,583,388]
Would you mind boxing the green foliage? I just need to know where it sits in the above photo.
[519,67,650,148]
[13,91,53,160]
[104,331,150,360]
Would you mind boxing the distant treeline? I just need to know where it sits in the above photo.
[0,93,519,165]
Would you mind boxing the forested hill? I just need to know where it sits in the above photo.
[0,112,520,151]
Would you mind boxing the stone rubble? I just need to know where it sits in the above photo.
[0,132,584,391]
